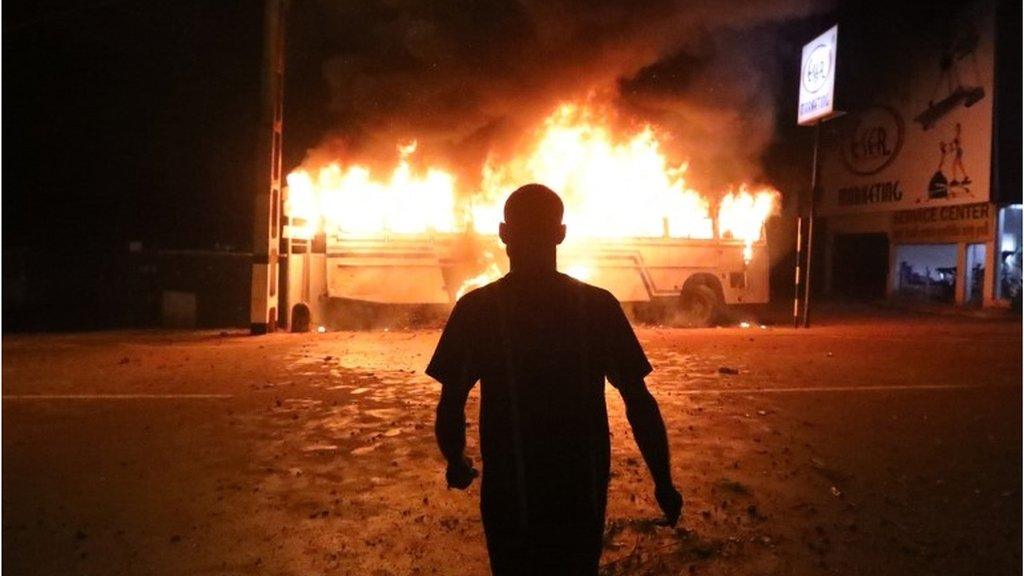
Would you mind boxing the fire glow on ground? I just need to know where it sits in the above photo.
[3,312,1020,575]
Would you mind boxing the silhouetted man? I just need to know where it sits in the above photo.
[428,184,682,575]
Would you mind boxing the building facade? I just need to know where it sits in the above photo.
[817,0,1020,308]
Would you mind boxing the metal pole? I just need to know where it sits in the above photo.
[793,215,803,328]
[802,121,821,328]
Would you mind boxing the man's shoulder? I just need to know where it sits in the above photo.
[560,274,619,306]
[453,278,503,309]
[456,273,618,308]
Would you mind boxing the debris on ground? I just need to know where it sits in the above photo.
[3,320,1018,576]
[716,478,751,495]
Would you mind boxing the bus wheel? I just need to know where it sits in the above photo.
[680,284,721,327]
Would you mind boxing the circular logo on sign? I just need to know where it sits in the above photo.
[802,43,832,94]
[841,106,905,176]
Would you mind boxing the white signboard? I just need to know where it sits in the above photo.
[798,25,838,126]
[818,1,994,216]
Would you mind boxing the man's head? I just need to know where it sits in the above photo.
[498,184,566,249]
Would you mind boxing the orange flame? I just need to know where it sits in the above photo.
[475,104,713,240]
[286,141,457,239]
[718,185,781,261]
[455,260,502,300]
[285,103,780,291]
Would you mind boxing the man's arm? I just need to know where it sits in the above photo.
[435,378,478,489]
[616,378,683,525]
[427,296,480,489]
[435,379,470,465]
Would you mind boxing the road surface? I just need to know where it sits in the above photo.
[3,311,1020,575]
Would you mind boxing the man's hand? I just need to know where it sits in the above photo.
[655,484,683,526]
[445,456,478,490]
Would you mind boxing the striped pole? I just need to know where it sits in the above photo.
[793,215,803,328]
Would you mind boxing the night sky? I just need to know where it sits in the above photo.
[4,0,989,254]
[4,1,264,251]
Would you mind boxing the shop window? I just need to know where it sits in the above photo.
[996,205,1022,304]
[893,244,958,303]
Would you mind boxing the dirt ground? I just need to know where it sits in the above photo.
[3,309,1021,575]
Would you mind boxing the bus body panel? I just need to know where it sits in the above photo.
[317,234,768,306]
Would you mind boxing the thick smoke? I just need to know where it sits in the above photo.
[298,0,828,193]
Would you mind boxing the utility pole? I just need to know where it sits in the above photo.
[250,0,286,334]
[802,121,821,328]
[792,214,803,328]
[795,24,840,328]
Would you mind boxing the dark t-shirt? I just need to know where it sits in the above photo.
[426,271,652,535]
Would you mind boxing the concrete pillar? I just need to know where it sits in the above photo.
[250,0,286,335]
[955,242,967,305]
[983,205,999,307]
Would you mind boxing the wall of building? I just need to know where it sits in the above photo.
[813,0,1013,307]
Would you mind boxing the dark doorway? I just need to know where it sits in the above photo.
[290,303,311,333]
[832,233,890,300]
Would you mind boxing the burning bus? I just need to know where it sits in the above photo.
[279,104,779,329]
